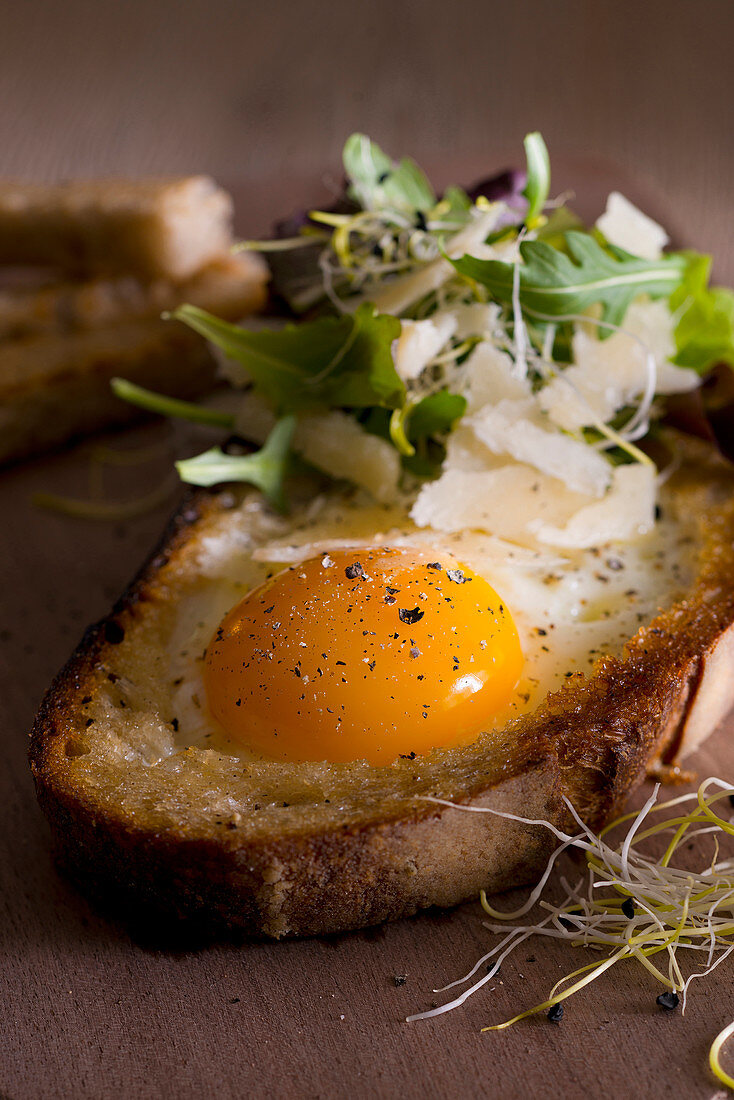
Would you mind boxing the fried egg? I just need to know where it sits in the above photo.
[166,487,699,767]
[203,548,523,764]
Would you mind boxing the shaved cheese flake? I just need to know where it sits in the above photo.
[295,410,400,503]
[624,300,700,393]
[541,302,699,432]
[392,314,457,381]
[462,342,531,412]
[596,191,669,260]
[531,464,656,548]
[235,394,400,504]
[469,400,612,497]
[411,464,587,543]
[442,425,501,473]
[449,301,501,341]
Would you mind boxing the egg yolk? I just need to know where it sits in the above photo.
[203,548,524,765]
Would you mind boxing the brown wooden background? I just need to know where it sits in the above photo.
[2,2,734,1097]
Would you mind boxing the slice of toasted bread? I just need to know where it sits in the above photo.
[0,253,267,465]
[29,439,734,938]
[0,177,234,280]
[0,254,267,341]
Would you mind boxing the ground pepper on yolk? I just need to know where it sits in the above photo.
[203,547,524,765]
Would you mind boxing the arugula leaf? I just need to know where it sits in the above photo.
[670,253,734,373]
[522,132,550,227]
[174,302,404,414]
[387,388,468,458]
[176,416,295,512]
[343,133,435,214]
[111,377,235,428]
[407,389,467,440]
[452,230,687,328]
[358,390,467,476]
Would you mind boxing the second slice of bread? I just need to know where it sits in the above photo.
[0,253,267,464]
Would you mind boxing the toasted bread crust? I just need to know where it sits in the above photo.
[29,443,734,938]
[0,255,267,465]
[0,177,234,280]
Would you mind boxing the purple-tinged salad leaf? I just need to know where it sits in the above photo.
[465,168,527,208]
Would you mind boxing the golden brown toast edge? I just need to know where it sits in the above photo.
[28,448,734,938]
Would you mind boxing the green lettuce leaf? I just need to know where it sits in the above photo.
[176,416,295,512]
[671,253,734,373]
[174,302,404,414]
[343,133,435,214]
[452,230,687,328]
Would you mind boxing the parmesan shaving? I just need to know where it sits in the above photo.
[411,465,587,543]
[596,191,670,260]
[392,314,457,381]
[529,464,656,549]
[234,393,400,503]
[468,400,613,497]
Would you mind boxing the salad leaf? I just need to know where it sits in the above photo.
[466,168,525,208]
[176,416,295,512]
[342,132,392,195]
[441,185,472,216]
[670,253,734,373]
[111,378,235,428]
[522,132,550,227]
[675,287,734,373]
[407,390,467,440]
[343,133,435,214]
[174,302,404,414]
[452,230,688,328]
[535,205,583,248]
[384,389,468,458]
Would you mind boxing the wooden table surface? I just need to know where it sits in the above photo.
[2,2,734,1097]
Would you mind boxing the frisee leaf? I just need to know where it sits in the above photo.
[176,416,295,512]
[522,132,550,227]
[174,302,404,414]
[343,133,435,214]
[452,230,688,328]
[670,253,734,374]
